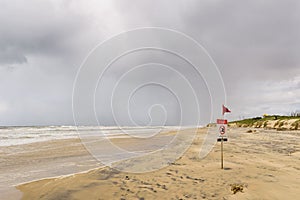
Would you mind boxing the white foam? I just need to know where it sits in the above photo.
[0,126,188,147]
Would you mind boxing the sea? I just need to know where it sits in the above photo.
[0,126,183,147]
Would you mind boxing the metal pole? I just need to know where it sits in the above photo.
[221,111,224,169]
[221,137,224,169]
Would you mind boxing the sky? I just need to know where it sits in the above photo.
[0,0,299,126]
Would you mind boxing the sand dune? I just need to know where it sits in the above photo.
[17,128,300,200]
[230,118,300,130]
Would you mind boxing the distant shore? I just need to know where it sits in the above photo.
[16,127,300,200]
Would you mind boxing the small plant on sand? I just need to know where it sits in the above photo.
[278,121,284,128]
[292,120,300,130]
[295,122,299,130]
[230,183,244,194]
[257,121,264,128]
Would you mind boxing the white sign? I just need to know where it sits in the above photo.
[217,119,227,137]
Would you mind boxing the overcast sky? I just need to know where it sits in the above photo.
[0,0,299,126]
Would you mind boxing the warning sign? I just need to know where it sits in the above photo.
[219,125,226,135]
[217,119,227,124]
[217,119,227,137]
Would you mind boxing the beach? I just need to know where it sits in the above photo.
[0,138,102,200]
[9,127,300,200]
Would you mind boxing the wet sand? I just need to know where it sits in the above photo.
[0,138,102,200]
[16,127,300,200]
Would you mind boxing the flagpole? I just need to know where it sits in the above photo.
[220,105,230,169]
[221,113,224,169]
[221,105,224,169]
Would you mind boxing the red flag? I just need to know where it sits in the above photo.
[222,105,231,115]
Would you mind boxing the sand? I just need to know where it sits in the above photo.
[16,128,300,200]
[0,138,102,200]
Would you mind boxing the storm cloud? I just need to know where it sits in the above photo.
[0,0,299,125]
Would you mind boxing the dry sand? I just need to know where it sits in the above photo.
[17,128,300,200]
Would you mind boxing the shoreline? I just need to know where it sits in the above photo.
[1,127,192,199]
[0,138,102,199]
[16,127,300,199]
[14,165,107,188]
[0,126,193,147]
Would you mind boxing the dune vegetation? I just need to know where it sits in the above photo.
[229,115,300,131]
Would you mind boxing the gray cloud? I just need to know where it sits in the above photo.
[0,46,27,65]
[0,0,299,125]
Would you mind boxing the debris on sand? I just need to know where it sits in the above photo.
[230,183,244,194]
